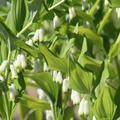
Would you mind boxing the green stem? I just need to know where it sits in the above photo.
[89,0,100,16]
[17,21,32,37]
[48,0,65,11]
[3,92,10,120]
[97,8,113,34]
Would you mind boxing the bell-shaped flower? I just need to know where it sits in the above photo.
[0,60,8,73]
[53,15,60,28]
[71,90,80,104]
[116,8,120,19]
[10,64,17,79]
[84,100,89,115]
[25,39,33,46]
[37,89,47,100]
[62,77,70,92]
[78,98,85,115]
[0,75,4,81]
[92,115,96,120]
[33,28,43,42]
[9,84,18,101]
[14,54,27,71]
[45,110,53,120]
[69,7,76,20]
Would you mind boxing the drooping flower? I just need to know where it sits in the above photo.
[104,0,109,6]
[43,62,48,71]
[116,8,120,19]
[69,7,76,20]
[13,54,27,71]
[55,71,63,84]
[62,77,70,92]
[25,39,33,46]
[53,15,60,28]
[92,115,96,120]
[71,90,80,104]
[45,110,53,120]
[0,60,8,73]
[78,98,85,115]
[84,100,89,115]
[10,64,17,79]
[32,28,43,42]
[37,89,47,100]
[9,84,18,101]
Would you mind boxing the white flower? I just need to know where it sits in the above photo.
[84,100,89,115]
[92,115,96,120]
[14,54,27,71]
[43,62,48,71]
[53,71,63,84]
[9,84,18,101]
[0,75,4,81]
[53,15,60,28]
[37,89,47,100]
[0,60,8,73]
[104,0,109,6]
[69,7,76,20]
[10,64,17,79]
[45,110,53,120]
[78,98,85,115]
[33,29,43,42]
[116,8,120,19]
[25,39,33,46]
[62,77,70,92]
[71,90,80,104]
[53,70,57,81]
[55,71,63,84]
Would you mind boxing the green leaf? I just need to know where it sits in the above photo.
[93,85,117,120]
[0,91,6,118]
[78,38,102,72]
[108,33,120,61]
[69,59,93,94]
[25,72,59,103]
[63,107,74,120]
[0,21,17,50]
[5,0,28,34]
[20,94,50,110]
[15,40,39,58]
[60,38,75,58]
[69,26,104,48]
[6,0,43,36]
[75,9,94,24]
[110,0,120,7]
[39,44,68,73]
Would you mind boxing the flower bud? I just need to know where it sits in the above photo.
[9,84,18,101]
[0,60,8,73]
[25,39,33,46]
[53,70,57,82]
[10,64,17,79]
[45,110,53,120]
[71,90,80,104]
[69,7,76,20]
[92,115,96,120]
[84,100,89,115]
[78,98,85,115]
[53,15,60,28]
[62,77,70,92]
